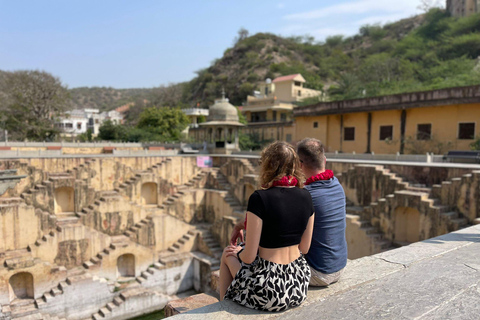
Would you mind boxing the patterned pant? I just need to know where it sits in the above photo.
[224,255,311,312]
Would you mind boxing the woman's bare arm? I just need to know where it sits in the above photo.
[299,214,315,254]
[238,211,262,264]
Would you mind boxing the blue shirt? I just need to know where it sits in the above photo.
[305,177,347,274]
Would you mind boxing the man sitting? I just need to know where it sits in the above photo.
[296,138,347,286]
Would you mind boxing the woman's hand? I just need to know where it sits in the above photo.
[229,225,244,246]
[229,220,245,245]
[224,245,242,258]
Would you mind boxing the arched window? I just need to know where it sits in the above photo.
[9,272,34,302]
[54,186,75,214]
[117,254,135,278]
[141,182,158,205]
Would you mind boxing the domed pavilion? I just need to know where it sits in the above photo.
[199,92,244,154]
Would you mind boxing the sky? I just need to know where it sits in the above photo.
[0,0,444,89]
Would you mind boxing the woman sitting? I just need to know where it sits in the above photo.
[219,141,315,312]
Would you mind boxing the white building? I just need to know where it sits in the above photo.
[56,108,124,137]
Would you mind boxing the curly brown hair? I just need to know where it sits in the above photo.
[259,141,304,189]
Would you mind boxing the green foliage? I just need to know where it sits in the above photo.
[325,35,344,47]
[137,106,190,142]
[77,129,93,142]
[98,120,127,141]
[0,70,70,141]
[237,107,247,125]
[470,136,480,150]
[239,132,272,151]
[359,24,387,41]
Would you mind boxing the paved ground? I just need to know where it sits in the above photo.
[172,224,480,320]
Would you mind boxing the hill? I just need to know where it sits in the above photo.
[183,9,480,107]
[69,87,155,111]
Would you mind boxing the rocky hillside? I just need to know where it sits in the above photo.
[184,9,480,106]
[49,9,480,110]
[69,87,155,111]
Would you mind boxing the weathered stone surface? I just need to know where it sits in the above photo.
[172,225,480,320]
[165,293,219,317]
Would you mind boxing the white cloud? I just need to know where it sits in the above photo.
[277,3,285,9]
[284,0,421,21]
[278,0,446,41]
[355,13,415,26]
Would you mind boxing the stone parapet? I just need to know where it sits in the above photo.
[171,224,480,319]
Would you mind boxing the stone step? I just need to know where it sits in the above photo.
[136,276,147,284]
[441,211,458,219]
[50,287,62,296]
[43,292,54,302]
[147,267,156,274]
[113,296,124,306]
[106,302,116,312]
[58,281,69,291]
[99,307,111,317]
[92,312,103,320]
[451,218,468,228]
[10,303,38,318]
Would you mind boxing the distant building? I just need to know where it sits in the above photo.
[56,108,124,137]
[241,74,323,143]
[447,0,480,17]
[293,85,480,154]
[190,93,244,154]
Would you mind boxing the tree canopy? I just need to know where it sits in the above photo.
[0,70,70,141]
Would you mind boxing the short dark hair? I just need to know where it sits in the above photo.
[296,138,325,170]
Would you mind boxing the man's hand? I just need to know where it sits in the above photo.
[230,221,245,246]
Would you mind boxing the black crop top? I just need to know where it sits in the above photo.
[246,187,314,249]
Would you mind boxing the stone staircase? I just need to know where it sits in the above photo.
[196,227,222,270]
[1,248,35,270]
[165,229,197,255]
[9,299,40,319]
[113,159,172,196]
[34,279,71,309]
[135,261,166,285]
[90,287,167,320]
[208,169,245,219]
[82,236,130,271]
[75,191,123,219]
[66,159,97,177]
[123,171,208,242]
[239,159,256,174]
[346,206,394,251]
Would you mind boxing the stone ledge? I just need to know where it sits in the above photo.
[170,224,480,319]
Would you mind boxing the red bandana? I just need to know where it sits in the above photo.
[271,176,298,187]
[305,170,334,185]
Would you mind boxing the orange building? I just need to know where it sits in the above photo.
[293,85,480,154]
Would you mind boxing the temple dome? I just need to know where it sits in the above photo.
[207,97,239,122]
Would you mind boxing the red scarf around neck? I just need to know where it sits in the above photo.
[305,170,334,185]
[271,175,298,187]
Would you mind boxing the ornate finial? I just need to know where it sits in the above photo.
[221,87,226,100]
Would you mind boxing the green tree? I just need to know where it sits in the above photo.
[137,107,189,142]
[98,120,127,141]
[237,107,247,125]
[0,70,70,141]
